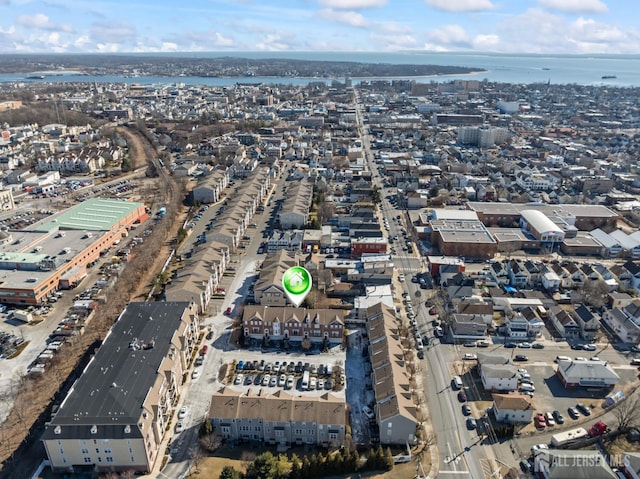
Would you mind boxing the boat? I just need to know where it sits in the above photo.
[542,67,550,71]
[26,74,45,80]
[602,75,617,79]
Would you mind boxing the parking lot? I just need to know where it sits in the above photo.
[455,344,640,435]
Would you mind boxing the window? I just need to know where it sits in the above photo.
[106,457,113,463]
[104,448,112,454]
[84,457,92,463]
[295,429,303,435]
[275,430,283,437]
[59,449,64,455]
[81,448,89,454]
[221,426,230,434]
[292,329,299,336]
[252,327,260,334]
[329,433,338,440]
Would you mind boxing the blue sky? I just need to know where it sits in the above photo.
[0,0,638,54]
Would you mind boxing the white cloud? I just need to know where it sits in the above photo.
[73,35,91,49]
[318,0,386,8]
[316,9,369,28]
[537,0,608,14]
[17,13,53,29]
[425,0,496,13]
[479,7,640,53]
[472,33,500,50]
[424,24,472,49]
[90,21,137,44]
[255,32,299,51]
[213,32,234,47]
[161,41,178,52]
[370,32,418,50]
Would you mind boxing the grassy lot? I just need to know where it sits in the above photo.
[192,444,424,479]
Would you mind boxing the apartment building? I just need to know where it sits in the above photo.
[242,306,346,344]
[208,387,347,447]
[42,302,200,474]
[365,302,418,445]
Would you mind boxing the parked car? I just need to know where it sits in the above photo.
[520,459,534,474]
[535,413,547,428]
[545,412,556,426]
[463,353,477,360]
[532,342,545,349]
[178,406,188,419]
[224,307,232,316]
[269,375,278,387]
[458,390,467,402]
[466,418,477,430]
[583,343,597,351]
[576,403,592,416]
[286,375,295,389]
[518,342,532,348]
[363,406,375,419]
[567,407,580,419]
[175,421,184,433]
[462,404,472,416]
[553,410,565,424]
[531,444,549,453]
[191,369,201,380]
[514,354,528,362]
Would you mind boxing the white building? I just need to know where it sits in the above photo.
[492,393,534,424]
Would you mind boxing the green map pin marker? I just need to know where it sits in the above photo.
[282,266,312,307]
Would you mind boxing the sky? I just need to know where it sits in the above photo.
[0,0,639,54]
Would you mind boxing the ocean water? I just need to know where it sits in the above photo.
[1,52,639,87]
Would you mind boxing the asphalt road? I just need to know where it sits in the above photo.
[355,97,491,478]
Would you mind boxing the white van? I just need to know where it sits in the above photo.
[555,355,571,363]
[452,376,463,390]
[520,383,535,392]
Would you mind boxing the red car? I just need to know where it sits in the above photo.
[429,307,437,315]
[224,307,232,316]
[201,345,208,355]
[535,413,547,428]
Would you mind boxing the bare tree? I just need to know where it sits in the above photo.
[612,397,640,432]
[189,446,204,475]
[200,431,222,452]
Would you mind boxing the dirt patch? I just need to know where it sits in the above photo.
[6,340,30,359]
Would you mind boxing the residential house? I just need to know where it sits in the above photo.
[492,393,534,424]
[505,310,544,339]
[208,387,347,447]
[477,352,517,391]
[450,314,489,341]
[266,230,304,253]
[548,306,581,339]
[42,302,200,474]
[242,306,346,345]
[540,265,561,292]
[602,299,640,344]
[481,365,518,391]
[573,304,600,341]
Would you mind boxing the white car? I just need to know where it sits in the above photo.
[398,274,405,282]
[191,369,201,380]
[175,421,184,433]
[531,444,549,453]
[286,375,295,389]
[278,374,286,387]
[362,406,375,419]
[317,379,325,390]
[463,353,477,360]
[178,406,188,419]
